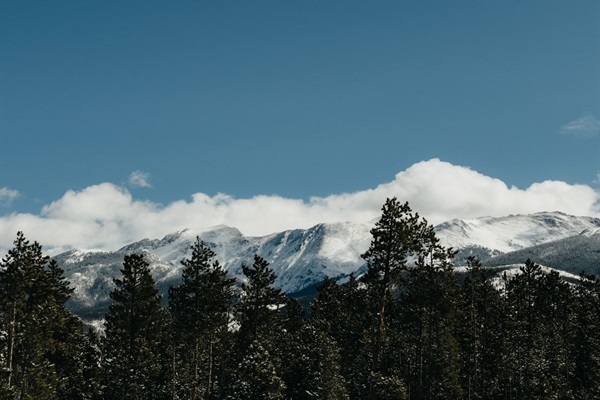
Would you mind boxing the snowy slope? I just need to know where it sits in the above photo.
[53,211,599,318]
[55,222,373,317]
[435,211,600,263]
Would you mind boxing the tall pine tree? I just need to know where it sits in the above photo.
[457,256,506,399]
[169,237,235,400]
[399,229,461,400]
[225,255,287,399]
[102,253,170,400]
[570,272,600,399]
[361,198,441,398]
[0,232,90,399]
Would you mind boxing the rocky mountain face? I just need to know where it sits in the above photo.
[53,211,600,320]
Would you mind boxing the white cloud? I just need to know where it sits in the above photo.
[1,159,598,255]
[560,115,600,137]
[128,170,152,188]
[0,187,20,206]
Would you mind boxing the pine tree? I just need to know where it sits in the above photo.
[0,233,62,399]
[225,255,287,399]
[236,255,287,349]
[503,259,551,398]
[0,232,50,397]
[102,253,170,400]
[44,258,102,400]
[457,256,506,399]
[361,198,460,399]
[278,298,349,400]
[0,232,91,399]
[536,269,576,398]
[360,199,428,395]
[571,272,600,399]
[225,341,286,400]
[399,228,461,400]
[312,274,371,399]
[168,237,235,400]
[78,328,103,400]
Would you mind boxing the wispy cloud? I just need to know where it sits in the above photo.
[128,170,152,188]
[1,159,598,255]
[0,187,20,206]
[560,115,600,137]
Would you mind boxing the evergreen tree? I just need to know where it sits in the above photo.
[399,228,461,400]
[457,256,506,399]
[536,269,576,398]
[0,232,92,400]
[503,259,565,399]
[102,253,170,400]
[0,232,52,398]
[78,328,103,400]
[225,255,287,399]
[168,237,235,400]
[571,272,600,399]
[44,258,103,400]
[236,255,287,348]
[312,275,371,399]
[360,198,430,397]
[225,341,286,400]
[279,298,348,400]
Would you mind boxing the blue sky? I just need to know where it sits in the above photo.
[1,1,599,252]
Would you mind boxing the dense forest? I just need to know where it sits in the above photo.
[1,198,599,399]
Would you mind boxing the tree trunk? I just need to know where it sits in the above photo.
[192,339,199,400]
[6,300,17,389]
[172,347,177,400]
[206,340,213,398]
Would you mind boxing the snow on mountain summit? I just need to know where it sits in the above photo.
[54,211,598,319]
[435,211,600,253]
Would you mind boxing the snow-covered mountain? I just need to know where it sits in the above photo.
[53,211,600,319]
[55,222,373,317]
[435,211,600,264]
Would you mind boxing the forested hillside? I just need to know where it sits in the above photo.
[1,198,599,399]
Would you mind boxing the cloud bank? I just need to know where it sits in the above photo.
[1,159,598,255]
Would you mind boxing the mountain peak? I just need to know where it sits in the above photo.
[54,212,598,321]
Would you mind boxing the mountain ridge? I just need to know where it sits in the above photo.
[51,211,600,319]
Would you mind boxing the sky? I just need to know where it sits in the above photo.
[1,1,599,254]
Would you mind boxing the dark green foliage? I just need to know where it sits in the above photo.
[361,199,427,396]
[225,255,288,399]
[570,272,600,399]
[225,341,286,400]
[102,253,170,400]
[457,256,506,399]
[169,237,235,400]
[236,254,287,348]
[0,232,91,400]
[0,232,54,398]
[362,198,458,399]
[312,275,372,399]
[370,372,408,400]
[279,299,349,400]
[503,259,553,398]
[399,236,462,400]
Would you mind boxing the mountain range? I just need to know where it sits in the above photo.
[52,211,600,322]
